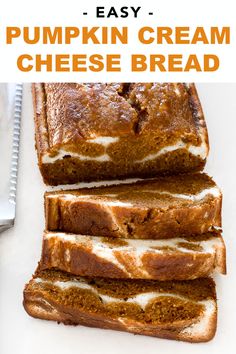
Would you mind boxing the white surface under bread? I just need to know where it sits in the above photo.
[0,84,235,354]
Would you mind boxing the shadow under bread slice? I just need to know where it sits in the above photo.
[23,269,217,343]
[40,231,226,281]
[45,173,222,239]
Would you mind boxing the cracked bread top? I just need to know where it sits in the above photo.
[34,83,208,157]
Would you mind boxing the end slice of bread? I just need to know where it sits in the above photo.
[23,269,217,343]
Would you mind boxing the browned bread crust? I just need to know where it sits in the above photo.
[40,232,226,280]
[23,269,217,343]
[33,83,209,185]
[45,173,222,239]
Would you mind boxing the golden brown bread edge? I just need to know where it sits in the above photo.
[39,232,226,280]
[23,273,217,343]
[44,177,222,239]
[32,83,209,186]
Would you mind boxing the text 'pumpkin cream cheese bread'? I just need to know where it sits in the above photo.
[45,173,222,239]
[33,83,209,185]
[40,231,226,280]
[23,269,217,343]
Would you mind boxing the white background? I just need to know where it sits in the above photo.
[0,0,235,81]
[0,83,236,353]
